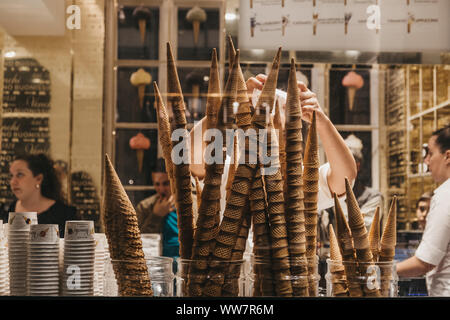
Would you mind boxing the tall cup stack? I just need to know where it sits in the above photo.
[28,224,60,296]
[62,221,96,296]
[94,233,107,296]
[0,222,8,295]
[8,212,38,296]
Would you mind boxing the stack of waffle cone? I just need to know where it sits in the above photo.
[345,178,381,297]
[102,154,153,296]
[250,168,275,297]
[262,116,293,297]
[153,82,175,196]
[334,193,363,297]
[273,99,287,199]
[284,59,309,296]
[303,111,319,295]
[328,224,349,297]
[228,35,253,132]
[250,47,293,297]
[379,196,397,297]
[368,207,381,262]
[186,48,224,296]
[197,50,241,297]
[166,42,194,260]
[226,134,239,201]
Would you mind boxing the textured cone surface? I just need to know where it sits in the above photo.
[379,197,397,296]
[205,48,222,131]
[167,42,194,260]
[328,225,349,296]
[334,193,363,297]
[303,111,319,295]
[154,82,175,195]
[368,207,381,262]
[345,178,380,297]
[283,59,309,297]
[103,154,153,296]
[251,171,276,297]
[201,53,252,295]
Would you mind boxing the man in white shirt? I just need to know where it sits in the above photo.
[397,124,450,296]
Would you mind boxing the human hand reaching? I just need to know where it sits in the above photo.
[153,195,176,217]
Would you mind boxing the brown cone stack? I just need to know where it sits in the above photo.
[188,49,238,297]
[226,134,239,201]
[379,196,397,297]
[273,99,287,198]
[368,207,381,262]
[284,59,309,296]
[205,48,222,131]
[334,193,363,297]
[345,177,381,297]
[198,50,243,297]
[167,42,195,260]
[250,168,275,297]
[329,224,349,297]
[303,111,319,296]
[154,82,175,196]
[262,116,293,297]
[103,154,153,296]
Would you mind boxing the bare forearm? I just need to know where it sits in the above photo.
[396,256,435,278]
[316,112,357,195]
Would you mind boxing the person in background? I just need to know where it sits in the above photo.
[396,124,450,296]
[135,158,179,259]
[1,153,77,237]
[415,191,433,230]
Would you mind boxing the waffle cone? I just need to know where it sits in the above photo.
[329,225,345,273]
[253,47,282,122]
[333,193,363,297]
[380,196,397,262]
[227,34,236,74]
[103,154,153,296]
[205,48,221,131]
[303,111,319,167]
[194,176,202,209]
[368,207,381,262]
[166,43,194,259]
[154,82,175,195]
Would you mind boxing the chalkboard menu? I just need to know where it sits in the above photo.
[2,58,51,113]
[0,117,51,201]
[70,171,101,232]
[0,57,52,203]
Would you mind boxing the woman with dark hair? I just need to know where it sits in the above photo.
[397,124,450,296]
[1,153,77,237]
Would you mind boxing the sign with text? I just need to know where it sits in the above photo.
[239,0,450,52]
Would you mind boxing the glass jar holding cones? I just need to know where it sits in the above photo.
[107,257,174,297]
[175,258,248,297]
[325,259,398,297]
[247,255,320,297]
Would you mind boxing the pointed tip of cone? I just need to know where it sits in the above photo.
[368,206,381,243]
[329,224,342,261]
[381,197,397,248]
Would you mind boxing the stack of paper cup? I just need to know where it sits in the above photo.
[8,212,38,296]
[28,224,60,296]
[93,233,107,296]
[0,222,9,295]
[3,223,9,295]
[62,221,96,296]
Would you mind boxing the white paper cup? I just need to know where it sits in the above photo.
[64,221,95,241]
[8,212,38,230]
[30,225,59,244]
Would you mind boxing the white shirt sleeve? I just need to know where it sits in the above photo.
[415,188,450,266]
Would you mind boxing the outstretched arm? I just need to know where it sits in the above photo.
[247,74,357,196]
